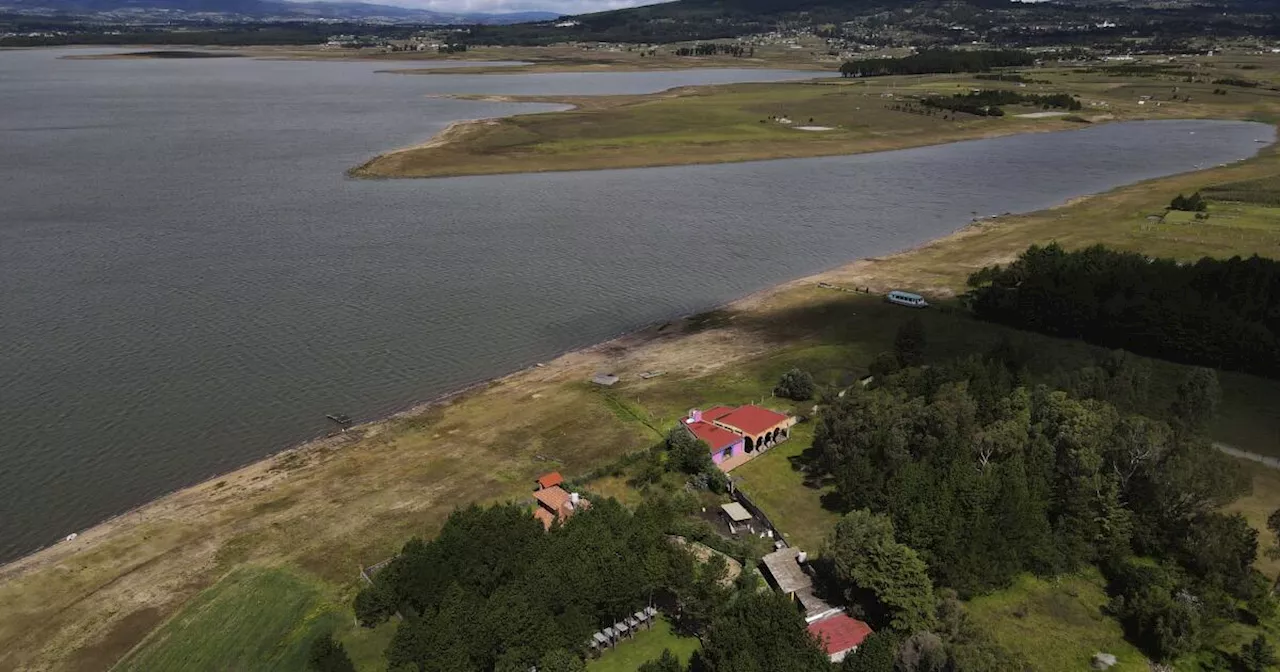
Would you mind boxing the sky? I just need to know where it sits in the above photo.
[321,0,664,14]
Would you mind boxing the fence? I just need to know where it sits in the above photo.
[730,486,787,549]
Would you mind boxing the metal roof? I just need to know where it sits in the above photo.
[720,502,752,522]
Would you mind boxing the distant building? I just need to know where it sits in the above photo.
[681,404,796,472]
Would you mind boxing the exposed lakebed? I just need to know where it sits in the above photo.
[0,48,1272,561]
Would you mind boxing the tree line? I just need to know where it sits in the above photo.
[812,340,1274,665]
[839,50,1036,78]
[920,90,1081,117]
[965,244,1280,379]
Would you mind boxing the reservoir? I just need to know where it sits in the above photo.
[0,49,1273,562]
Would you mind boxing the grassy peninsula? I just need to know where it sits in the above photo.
[353,53,1280,180]
[3,51,1280,672]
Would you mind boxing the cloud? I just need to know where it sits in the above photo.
[323,0,664,15]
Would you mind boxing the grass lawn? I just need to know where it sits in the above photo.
[115,566,342,672]
[968,572,1149,672]
[731,423,840,552]
[586,617,699,672]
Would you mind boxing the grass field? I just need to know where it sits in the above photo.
[114,567,342,672]
[731,424,839,553]
[354,52,1280,179]
[968,572,1149,672]
[586,617,700,672]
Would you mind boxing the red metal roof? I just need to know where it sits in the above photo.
[808,614,872,655]
[536,471,564,490]
[686,421,742,452]
[715,405,790,437]
[701,406,736,422]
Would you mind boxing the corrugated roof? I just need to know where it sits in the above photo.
[716,404,790,437]
[536,471,564,490]
[808,613,873,655]
[687,421,741,452]
[761,547,811,595]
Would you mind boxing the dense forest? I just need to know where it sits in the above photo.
[839,50,1036,78]
[813,343,1272,665]
[920,90,1081,117]
[966,244,1280,379]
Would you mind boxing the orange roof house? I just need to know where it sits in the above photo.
[532,473,589,530]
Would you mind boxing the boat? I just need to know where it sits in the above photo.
[326,413,353,426]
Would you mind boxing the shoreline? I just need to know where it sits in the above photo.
[0,209,967,580]
[6,119,1270,576]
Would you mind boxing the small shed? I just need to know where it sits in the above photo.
[720,502,754,534]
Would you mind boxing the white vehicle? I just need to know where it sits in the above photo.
[887,290,929,308]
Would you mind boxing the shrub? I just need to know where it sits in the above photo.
[775,368,817,400]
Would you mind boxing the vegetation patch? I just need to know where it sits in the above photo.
[586,617,699,672]
[115,567,340,672]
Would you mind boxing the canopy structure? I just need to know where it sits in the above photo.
[720,502,752,522]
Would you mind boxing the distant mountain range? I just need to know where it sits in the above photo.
[0,0,562,24]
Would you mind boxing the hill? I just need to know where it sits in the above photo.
[467,0,1280,47]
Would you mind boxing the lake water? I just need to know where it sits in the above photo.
[0,49,1272,562]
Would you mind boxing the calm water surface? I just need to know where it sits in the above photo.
[0,49,1272,561]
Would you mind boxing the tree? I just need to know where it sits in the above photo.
[895,631,946,672]
[698,590,831,672]
[538,649,587,672]
[1237,634,1277,672]
[826,510,935,633]
[639,649,685,672]
[668,427,714,475]
[894,318,927,368]
[354,583,396,627]
[841,632,898,672]
[1169,367,1220,436]
[308,633,356,672]
[869,351,900,379]
[775,368,817,401]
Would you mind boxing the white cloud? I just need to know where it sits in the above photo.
[322,0,665,15]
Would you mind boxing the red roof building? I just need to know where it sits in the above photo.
[807,613,873,663]
[701,406,736,423]
[536,471,564,490]
[714,404,792,437]
[685,420,743,452]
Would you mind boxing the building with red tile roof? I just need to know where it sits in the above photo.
[681,404,797,472]
[531,484,589,530]
[536,471,564,490]
[714,404,792,438]
[807,612,873,663]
